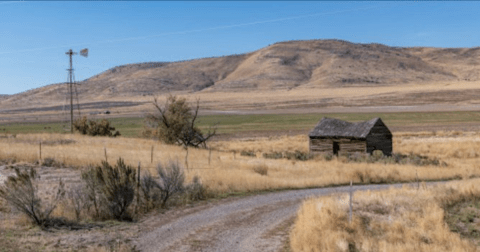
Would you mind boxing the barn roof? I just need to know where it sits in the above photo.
[308,117,383,139]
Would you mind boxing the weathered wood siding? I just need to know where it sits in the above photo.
[310,138,366,154]
[365,120,392,156]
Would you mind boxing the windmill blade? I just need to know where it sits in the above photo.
[80,48,88,57]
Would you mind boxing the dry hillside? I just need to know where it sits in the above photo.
[2,39,480,118]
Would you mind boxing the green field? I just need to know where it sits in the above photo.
[1,111,480,138]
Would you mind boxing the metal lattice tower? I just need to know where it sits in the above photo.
[65,48,88,133]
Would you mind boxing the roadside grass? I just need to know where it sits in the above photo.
[3,111,480,137]
[290,179,480,252]
[445,200,480,246]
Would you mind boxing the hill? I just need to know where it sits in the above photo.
[79,39,480,91]
[2,39,480,120]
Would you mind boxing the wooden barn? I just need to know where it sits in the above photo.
[308,117,392,156]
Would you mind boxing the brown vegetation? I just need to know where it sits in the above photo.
[1,131,480,195]
[0,167,65,228]
[73,116,121,137]
[144,95,216,147]
[290,179,480,251]
[1,130,480,250]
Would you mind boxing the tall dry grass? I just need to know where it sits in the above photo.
[290,179,480,252]
[1,132,480,194]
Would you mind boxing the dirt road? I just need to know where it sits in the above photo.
[134,182,436,252]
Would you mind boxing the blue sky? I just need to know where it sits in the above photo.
[1,1,480,95]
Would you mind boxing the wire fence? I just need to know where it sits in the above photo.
[34,142,246,171]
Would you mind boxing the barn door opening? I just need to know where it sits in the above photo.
[333,142,340,156]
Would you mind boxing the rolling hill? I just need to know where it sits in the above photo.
[2,39,480,119]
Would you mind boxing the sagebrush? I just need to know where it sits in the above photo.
[0,167,65,227]
[74,116,121,137]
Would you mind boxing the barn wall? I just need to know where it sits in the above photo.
[338,140,367,155]
[309,138,366,154]
[309,138,333,153]
[366,122,393,156]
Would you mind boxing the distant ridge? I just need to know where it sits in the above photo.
[4,39,480,104]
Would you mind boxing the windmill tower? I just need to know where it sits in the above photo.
[65,48,88,133]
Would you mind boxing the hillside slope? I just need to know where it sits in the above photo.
[2,39,480,110]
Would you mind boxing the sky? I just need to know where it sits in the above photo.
[1,1,480,95]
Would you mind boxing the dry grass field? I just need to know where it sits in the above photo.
[1,130,480,194]
[1,130,480,251]
[290,178,480,252]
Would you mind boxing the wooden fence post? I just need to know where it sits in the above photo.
[416,170,419,190]
[151,145,154,164]
[233,150,236,160]
[349,180,353,224]
[208,148,212,166]
[39,141,42,162]
[136,162,141,214]
[104,147,108,163]
[185,147,189,170]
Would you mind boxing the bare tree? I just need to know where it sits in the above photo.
[145,95,216,148]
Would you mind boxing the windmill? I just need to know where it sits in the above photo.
[65,48,88,133]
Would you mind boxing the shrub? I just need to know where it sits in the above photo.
[157,161,185,208]
[331,152,446,167]
[263,152,283,159]
[253,165,268,176]
[323,153,334,161]
[184,176,208,202]
[73,116,89,135]
[74,116,121,137]
[0,168,65,227]
[41,157,62,167]
[140,169,206,211]
[81,159,136,221]
[240,150,256,157]
[140,171,162,211]
[67,184,89,222]
[94,159,136,221]
[81,166,102,219]
[263,151,313,161]
[284,151,312,161]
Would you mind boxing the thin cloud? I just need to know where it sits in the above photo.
[0,4,387,55]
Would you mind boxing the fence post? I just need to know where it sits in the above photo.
[185,147,189,170]
[151,145,154,164]
[349,180,353,224]
[136,162,141,214]
[39,141,42,162]
[104,147,108,163]
[208,148,212,166]
[416,170,419,190]
[233,150,236,160]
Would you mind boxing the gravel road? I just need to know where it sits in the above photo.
[134,182,439,252]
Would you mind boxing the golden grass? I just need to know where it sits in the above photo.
[1,131,480,195]
[290,179,480,252]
